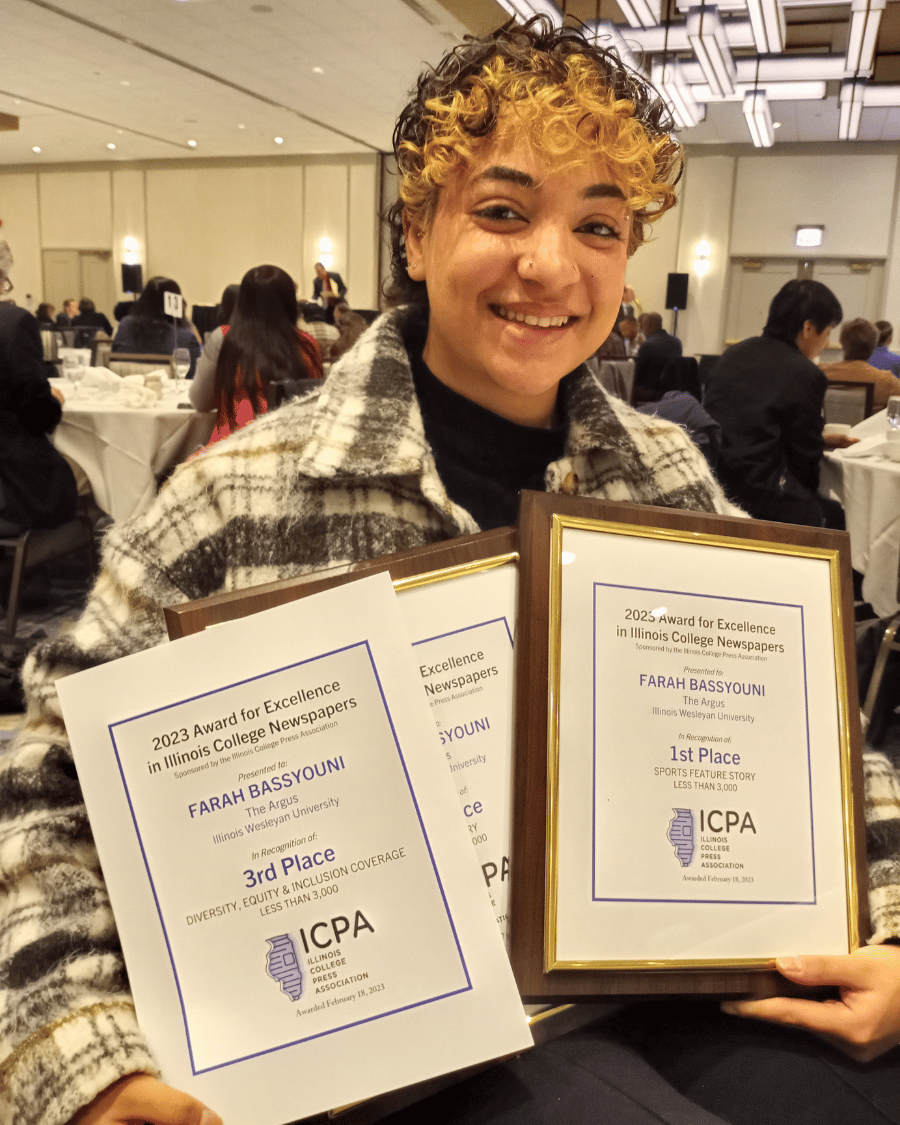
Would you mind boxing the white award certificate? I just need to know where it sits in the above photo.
[57,574,531,1125]
[396,561,517,943]
[549,519,859,968]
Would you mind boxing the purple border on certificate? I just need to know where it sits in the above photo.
[590,583,816,908]
[107,639,472,1076]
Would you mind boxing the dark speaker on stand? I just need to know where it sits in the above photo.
[121,263,143,295]
[665,272,689,337]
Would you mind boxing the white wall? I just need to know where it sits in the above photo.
[0,173,42,305]
[0,154,381,313]
[675,155,736,356]
[730,155,896,259]
[624,146,900,357]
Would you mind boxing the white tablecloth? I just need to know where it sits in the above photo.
[820,409,900,618]
[50,379,216,523]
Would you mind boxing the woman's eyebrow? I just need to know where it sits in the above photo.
[475,165,535,188]
[474,165,626,201]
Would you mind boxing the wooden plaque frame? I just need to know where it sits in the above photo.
[509,491,869,1002]
[164,528,518,640]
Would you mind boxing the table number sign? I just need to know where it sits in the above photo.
[509,492,868,1000]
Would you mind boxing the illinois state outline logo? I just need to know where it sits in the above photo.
[265,933,305,1001]
[667,808,695,867]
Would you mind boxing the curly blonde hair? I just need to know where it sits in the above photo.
[387,17,681,304]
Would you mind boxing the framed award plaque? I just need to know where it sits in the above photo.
[509,492,868,1001]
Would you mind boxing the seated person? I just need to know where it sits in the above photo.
[55,298,78,327]
[201,264,322,448]
[594,323,627,358]
[298,299,339,355]
[71,297,113,338]
[2,18,899,1125]
[112,276,200,377]
[632,311,682,402]
[0,299,77,533]
[619,314,639,356]
[35,302,56,329]
[637,361,720,467]
[704,279,846,526]
[188,283,239,412]
[870,321,900,376]
[822,317,900,411]
[328,300,369,361]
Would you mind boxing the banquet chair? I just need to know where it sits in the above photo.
[824,381,874,426]
[0,505,97,641]
[593,359,635,403]
[266,378,321,411]
[108,353,175,377]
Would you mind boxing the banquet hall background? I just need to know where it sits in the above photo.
[3,0,900,362]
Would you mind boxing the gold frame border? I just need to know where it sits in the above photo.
[392,551,518,593]
[544,514,859,972]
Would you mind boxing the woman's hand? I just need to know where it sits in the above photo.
[721,944,900,1061]
[50,385,65,405]
[71,1074,222,1125]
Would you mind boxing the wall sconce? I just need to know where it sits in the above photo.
[123,236,139,265]
[318,236,333,270]
[693,240,711,275]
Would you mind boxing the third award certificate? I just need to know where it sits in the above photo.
[548,515,861,969]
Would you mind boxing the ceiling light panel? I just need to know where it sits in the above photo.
[686,7,736,98]
[651,60,703,128]
[845,0,885,78]
[839,78,866,139]
[617,0,661,30]
[745,0,785,54]
[743,87,775,145]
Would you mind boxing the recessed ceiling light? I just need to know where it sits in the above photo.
[237,124,245,129]
[274,136,284,144]
[117,129,123,134]
[774,121,782,129]
[188,139,197,148]
[32,146,41,153]
[312,67,324,74]
[120,80,130,86]
[107,142,116,150]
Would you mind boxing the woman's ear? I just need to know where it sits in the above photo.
[403,212,426,280]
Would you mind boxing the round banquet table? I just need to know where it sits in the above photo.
[50,378,216,524]
[820,409,900,618]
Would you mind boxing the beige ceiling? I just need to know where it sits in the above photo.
[2,0,899,166]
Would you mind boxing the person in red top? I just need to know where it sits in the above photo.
[205,264,322,447]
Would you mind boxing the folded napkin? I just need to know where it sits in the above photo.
[81,368,123,391]
[839,435,892,459]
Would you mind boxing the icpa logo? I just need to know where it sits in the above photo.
[265,933,304,1001]
[667,808,695,866]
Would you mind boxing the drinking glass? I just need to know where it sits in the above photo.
[172,347,191,393]
[887,396,900,433]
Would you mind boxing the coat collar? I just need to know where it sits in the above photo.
[294,305,635,479]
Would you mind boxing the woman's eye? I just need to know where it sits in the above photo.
[474,205,525,222]
[578,220,623,240]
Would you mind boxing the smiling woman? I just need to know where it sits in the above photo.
[390,19,679,427]
[4,15,900,1125]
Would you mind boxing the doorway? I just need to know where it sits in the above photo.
[43,249,116,323]
[723,257,884,361]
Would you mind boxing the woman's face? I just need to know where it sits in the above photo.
[405,129,631,427]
